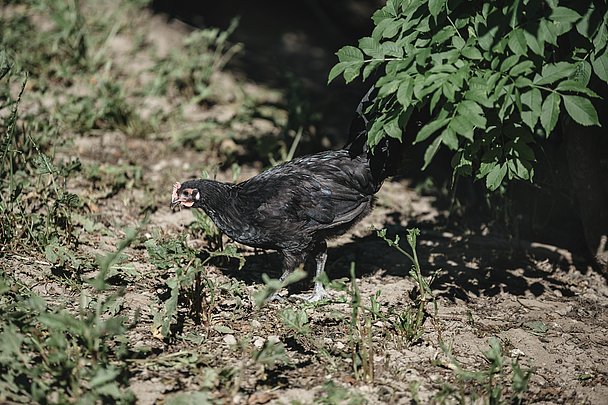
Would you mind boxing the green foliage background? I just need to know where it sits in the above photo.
[330,0,607,190]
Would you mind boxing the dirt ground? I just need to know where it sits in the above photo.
[51,114,608,404]
[6,2,608,404]
[109,141,608,404]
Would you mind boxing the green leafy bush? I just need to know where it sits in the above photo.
[329,0,606,190]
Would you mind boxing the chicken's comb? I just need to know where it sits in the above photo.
[172,182,181,202]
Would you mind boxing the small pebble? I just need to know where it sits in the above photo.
[223,334,237,346]
[253,337,265,349]
[510,348,525,357]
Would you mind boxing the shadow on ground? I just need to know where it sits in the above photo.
[218,216,579,302]
[149,0,380,143]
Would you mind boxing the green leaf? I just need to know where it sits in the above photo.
[486,163,507,191]
[500,55,520,72]
[461,46,482,60]
[415,117,450,143]
[478,161,497,179]
[428,0,446,17]
[367,119,385,149]
[509,60,535,77]
[33,154,57,175]
[397,77,414,107]
[457,100,486,129]
[381,41,404,58]
[328,46,365,84]
[514,76,533,88]
[591,50,608,84]
[452,36,465,50]
[90,367,121,388]
[362,60,381,81]
[478,24,498,51]
[550,7,581,24]
[514,87,523,113]
[520,88,542,131]
[359,37,383,58]
[497,83,515,120]
[442,81,455,102]
[344,64,363,84]
[378,79,400,97]
[465,88,492,108]
[449,115,475,140]
[539,19,558,45]
[384,115,403,140]
[593,19,607,51]
[422,136,442,170]
[432,26,456,44]
[540,92,561,136]
[556,80,599,97]
[430,85,443,111]
[535,62,576,85]
[452,150,472,177]
[572,60,592,87]
[372,17,397,40]
[507,158,533,181]
[374,16,401,39]
[440,127,459,150]
[562,95,600,126]
[523,29,544,56]
[336,46,364,63]
[508,29,527,55]
[328,62,349,83]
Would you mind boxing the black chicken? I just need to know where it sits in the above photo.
[170,88,395,301]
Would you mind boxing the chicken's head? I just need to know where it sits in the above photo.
[170,181,201,209]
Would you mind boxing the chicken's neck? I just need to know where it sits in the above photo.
[193,179,241,237]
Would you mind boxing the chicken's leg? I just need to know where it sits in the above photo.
[297,241,328,302]
[267,250,303,301]
[307,245,328,302]
[269,245,328,302]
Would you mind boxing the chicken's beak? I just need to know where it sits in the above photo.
[170,195,194,209]
[171,195,195,209]
[170,181,182,209]
[170,198,181,209]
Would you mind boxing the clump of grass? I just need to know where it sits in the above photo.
[145,234,244,338]
[1,0,89,84]
[0,227,140,404]
[83,163,143,199]
[346,263,375,382]
[147,18,242,103]
[317,380,366,405]
[0,55,82,259]
[435,337,533,404]
[56,79,141,134]
[378,228,438,345]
